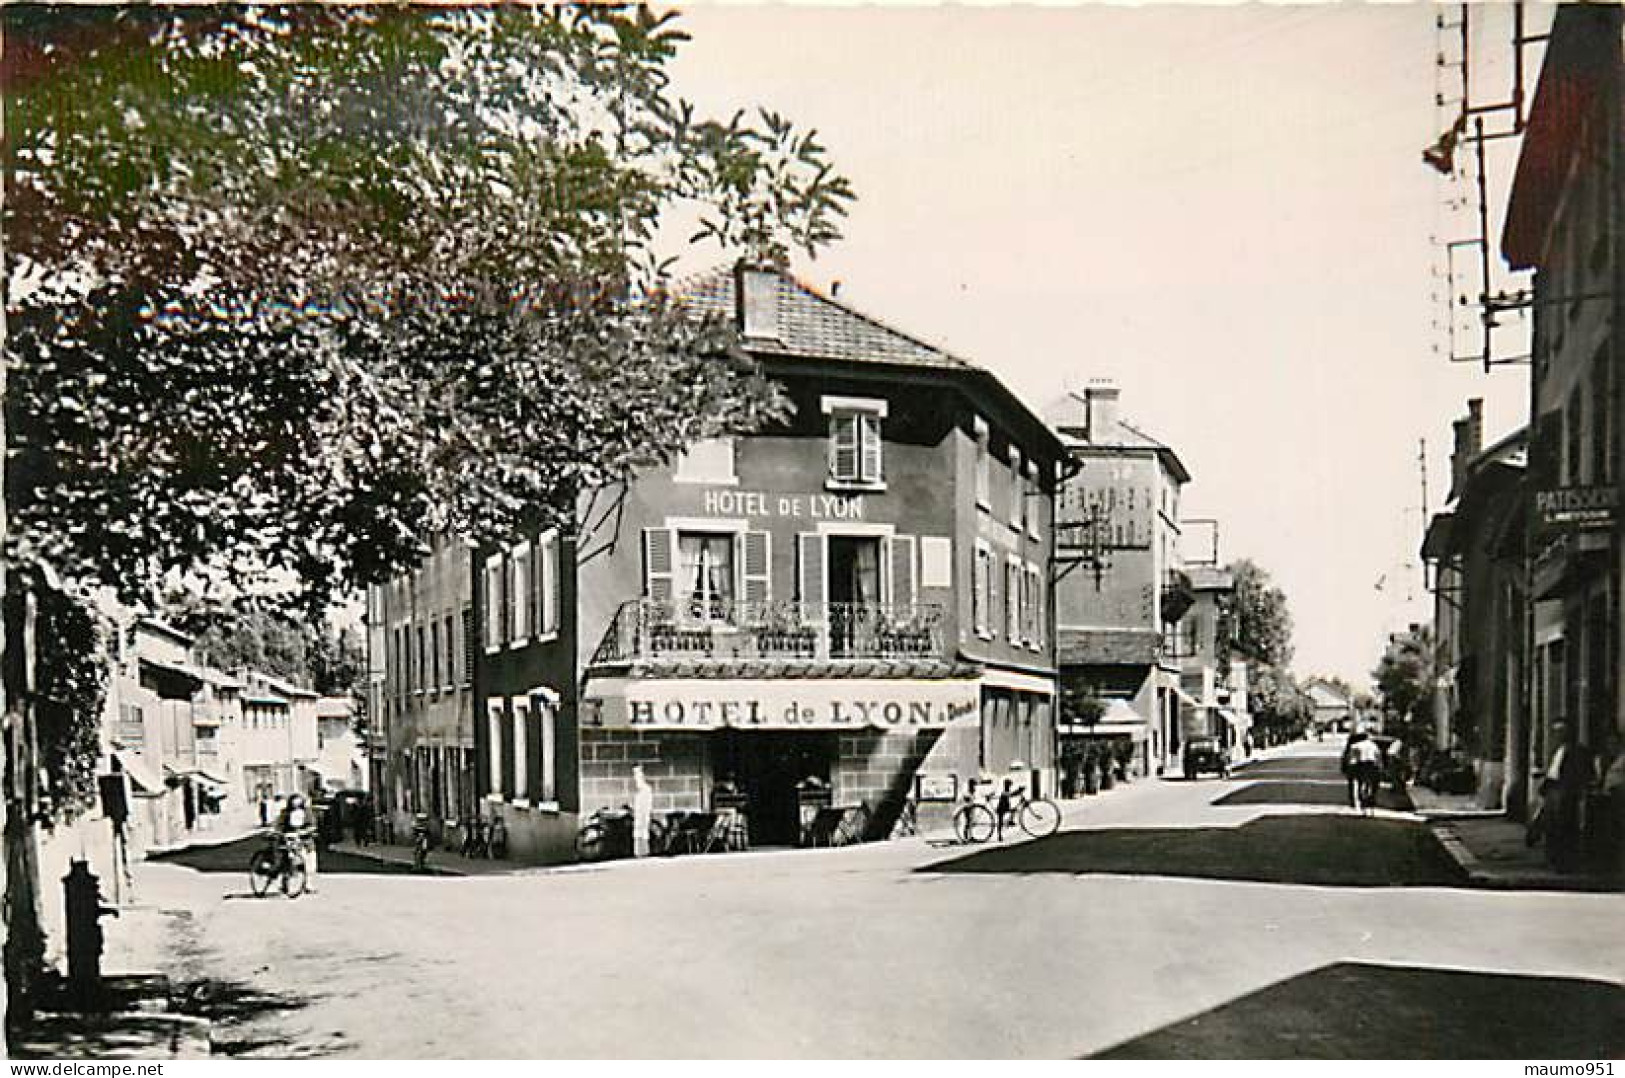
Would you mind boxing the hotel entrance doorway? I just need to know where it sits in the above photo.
[715,730,835,846]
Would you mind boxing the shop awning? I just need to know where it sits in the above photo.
[113,752,165,796]
[164,763,229,789]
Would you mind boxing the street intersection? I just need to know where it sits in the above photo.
[132,741,1625,1058]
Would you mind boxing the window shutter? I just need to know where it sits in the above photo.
[888,534,916,609]
[512,543,531,641]
[461,606,474,684]
[742,531,772,605]
[830,415,859,480]
[538,699,557,803]
[860,413,882,482]
[644,529,674,604]
[511,701,528,800]
[546,534,562,635]
[532,539,547,635]
[486,699,504,798]
[1002,561,1011,639]
[973,550,988,635]
[798,533,827,614]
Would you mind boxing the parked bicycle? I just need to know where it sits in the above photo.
[249,832,308,899]
[576,805,668,862]
[953,780,1061,844]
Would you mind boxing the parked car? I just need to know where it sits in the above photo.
[1182,737,1230,780]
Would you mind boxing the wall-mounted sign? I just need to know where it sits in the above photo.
[915,773,960,803]
[594,677,980,731]
[701,488,866,520]
[1537,486,1617,529]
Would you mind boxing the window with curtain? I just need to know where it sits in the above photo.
[679,532,735,621]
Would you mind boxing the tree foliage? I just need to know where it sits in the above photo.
[5,5,854,616]
[1216,559,1294,670]
[1373,624,1434,726]
[1214,559,1303,738]
[157,588,363,697]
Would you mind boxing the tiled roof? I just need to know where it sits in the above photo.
[674,267,972,372]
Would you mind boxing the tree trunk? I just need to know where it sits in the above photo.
[3,592,44,1038]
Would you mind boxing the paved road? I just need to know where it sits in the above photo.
[131,741,1625,1058]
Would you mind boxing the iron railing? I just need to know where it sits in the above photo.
[589,598,946,666]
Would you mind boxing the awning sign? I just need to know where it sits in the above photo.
[590,677,980,731]
[1537,486,1617,528]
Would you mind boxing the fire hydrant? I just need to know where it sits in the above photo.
[64,859,118,1006]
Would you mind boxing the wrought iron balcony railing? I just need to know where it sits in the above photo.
[589,599,947,667]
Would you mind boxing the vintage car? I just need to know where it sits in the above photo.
[1181,737,1231,780]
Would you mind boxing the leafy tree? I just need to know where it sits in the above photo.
[8,6,850,613]
[1215,559,1302,742]
[1217,559,1294,669]
[2,4,852,1024]
[1373,624,1435,737]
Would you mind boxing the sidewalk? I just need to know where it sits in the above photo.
[8,906,212,1059]
[1430,814,1622,892]
[327,839,514,876]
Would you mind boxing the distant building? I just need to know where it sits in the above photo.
[1174,564,1251,759]
[365,536,477,844]
[1421,403,1527,810]
[1050,381,1195,777]
[314,695,366,793]
[1301,678,1353,734]
[236,669,320,807]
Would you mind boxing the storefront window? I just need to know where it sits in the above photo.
[680,532,735,621]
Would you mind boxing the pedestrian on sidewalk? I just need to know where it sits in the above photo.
[1540,721,1596,873]
[632,765,654,858]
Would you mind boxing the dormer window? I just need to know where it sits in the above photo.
[822,396,886,488]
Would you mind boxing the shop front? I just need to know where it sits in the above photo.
[581,673,982,847]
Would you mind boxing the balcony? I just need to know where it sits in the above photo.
[589,599,947,668]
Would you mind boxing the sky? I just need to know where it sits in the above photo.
[666,2,1547,687]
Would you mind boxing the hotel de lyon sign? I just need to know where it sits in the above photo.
[592,678,980,731]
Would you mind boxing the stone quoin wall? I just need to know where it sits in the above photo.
[577,728,712,816]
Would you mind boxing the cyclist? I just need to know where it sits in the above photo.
[277,793,319,892]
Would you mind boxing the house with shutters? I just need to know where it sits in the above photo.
[471,263,1065,863]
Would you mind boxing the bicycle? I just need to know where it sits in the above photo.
[953,783,1061,844]
[249,832,308,899]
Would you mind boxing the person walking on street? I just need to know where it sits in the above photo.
[1343,731,1383,813]
[1541,721,1596,873]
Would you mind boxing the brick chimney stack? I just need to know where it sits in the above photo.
[734,262,781,341]
[1449,397,1485,495]
[1084,380,1120,443]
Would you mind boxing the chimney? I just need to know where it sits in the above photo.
[1084,380,1120,443]
[1449,398,1485,495]
[735,263,780,341]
